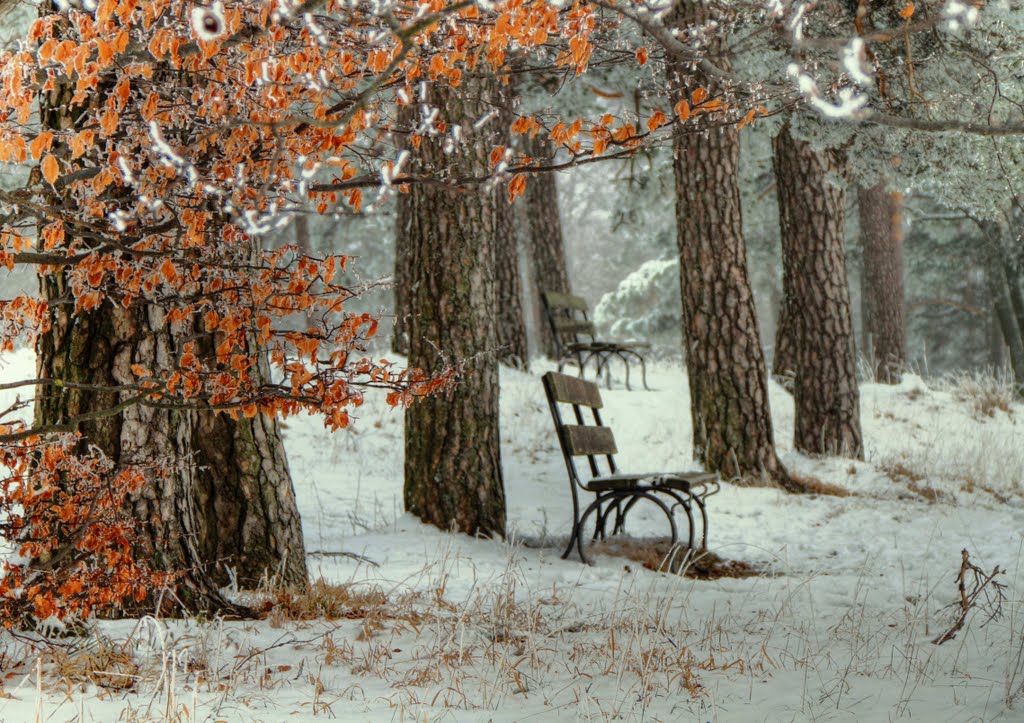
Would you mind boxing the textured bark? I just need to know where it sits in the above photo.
[669,0,792,488]
[395,77,506,537]
[771,296,796,389]
[32,63,306,615]
[772,125,863,458]
[858,182,906,383]
[522,136,572,359]
[492,85,528,369]
[981,224,1024,390]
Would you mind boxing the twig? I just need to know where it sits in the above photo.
[932,548,1006,645]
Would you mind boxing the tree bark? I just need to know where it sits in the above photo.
[981,224,1024,391]
[772,295,796,390]
[669,0,794,489]
[492,84,528,369]
[32,53,306,615]
[772,124,863,458]
[858,182,906,383]
[522,136,572,359]
[395,77,506,537]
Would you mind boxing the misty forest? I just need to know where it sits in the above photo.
[0,0,1023,720]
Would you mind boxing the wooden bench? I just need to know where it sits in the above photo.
[542,371,719,565]
[541,290,651,391]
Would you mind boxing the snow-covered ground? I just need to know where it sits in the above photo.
[2,346,1023,721]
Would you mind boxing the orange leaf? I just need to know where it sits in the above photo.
[30,132,54,160]
[691,87,707,105]
[899,3,914,19]
[674,99,690,122]
[41,154,59,185]
[160,258,176,283]
[507,174,527,203]
[635,47,648,65]
[646,111,667,132]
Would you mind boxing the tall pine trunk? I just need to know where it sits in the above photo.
[669,0,794,489]
[772,125,863,458]
[395,77,506,537]
[492,85,528,369]
[858,182,906,383]
[33,62,306,615]
[522,136,572,359]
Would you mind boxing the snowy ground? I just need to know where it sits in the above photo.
[2,346,1024,721]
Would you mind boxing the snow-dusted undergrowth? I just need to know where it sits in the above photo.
[1,346,1023,721]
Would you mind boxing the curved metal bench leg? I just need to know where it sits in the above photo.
[612,494,642,535]
[574,496,611,565]
[693,495,709,549]
[657,488,695,551]
[618,351,631,391]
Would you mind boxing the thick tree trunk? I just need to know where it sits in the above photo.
[772,125,863,458]
[395,77,506,537]
[669,0,793,488]
[858,182,906,383]
[522,136,572,359]
[492,85,528,370]
[32,68,306,615]
[34,292,306,612]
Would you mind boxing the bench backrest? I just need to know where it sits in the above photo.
[541,291,596,358]
[542,371,619,490]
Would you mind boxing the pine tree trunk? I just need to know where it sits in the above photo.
[395,77,506,537]
[492,85,528,369]
[522,136,572,359]
[982,224,1024,391]
[858,182,906,383]
[32,61,306,615]
[772,296,796,390]
[772,125,863,458]
[669,0,791,488]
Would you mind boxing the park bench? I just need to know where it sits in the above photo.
[542,371,719,565]
[541,290,651,390]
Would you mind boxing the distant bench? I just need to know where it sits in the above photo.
[541,290,651,391]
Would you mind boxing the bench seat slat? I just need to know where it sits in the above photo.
[587,471,718,494]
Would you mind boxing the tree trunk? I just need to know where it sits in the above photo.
[522,136,572,359]
[772,124,863,458]
[858,182,906,383]
[395,77,506,537]
[492,84,528,369]
[669,0,793,489]
[981,224,1024,391]
[34,291,306,612]
[32,63,306,615]
[771,295,796,390]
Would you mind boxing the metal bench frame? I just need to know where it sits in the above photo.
[541,291,651,391]
[542,371,719,565]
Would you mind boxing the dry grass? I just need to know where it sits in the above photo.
[941,369,1017,419]
[590,537,761,579]
[881,461,949,503]
[789,472,853,497]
